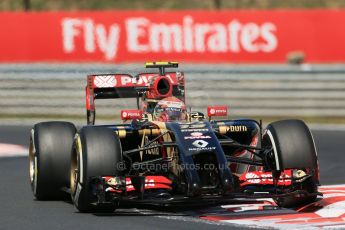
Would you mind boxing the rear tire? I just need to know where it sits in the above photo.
[263,119,319,208]
[29,121,76,200]
[71,126,122,213]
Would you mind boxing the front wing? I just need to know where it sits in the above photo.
[89,170,321,207]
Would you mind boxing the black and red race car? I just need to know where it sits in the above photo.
[29,62,321,212]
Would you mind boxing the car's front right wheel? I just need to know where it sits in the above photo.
[29,121,76,200]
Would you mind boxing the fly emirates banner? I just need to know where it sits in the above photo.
[0,10,344,63]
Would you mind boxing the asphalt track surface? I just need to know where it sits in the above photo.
[0,126,344,230]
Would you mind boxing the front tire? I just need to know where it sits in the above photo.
[71,126,122,213]
[29,121,76,200]
[263,119,319,208]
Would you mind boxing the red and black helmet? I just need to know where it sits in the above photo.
[153,97,187,122]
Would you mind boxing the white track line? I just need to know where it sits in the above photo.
[0,143,28,157]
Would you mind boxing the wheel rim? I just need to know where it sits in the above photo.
[29,138,35,185]
[29,130,38,196]
[71,135,82,196]
[262,131,278,171]
[70,149,78,195]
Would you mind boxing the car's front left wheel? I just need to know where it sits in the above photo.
[263,119,319,208]
[71,126,123,213]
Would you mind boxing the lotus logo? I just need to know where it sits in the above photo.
[192,140,208,148]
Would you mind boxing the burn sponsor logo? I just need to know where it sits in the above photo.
[181,128,209,133]
[180,123,207,130]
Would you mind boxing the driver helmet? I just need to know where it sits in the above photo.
[153,97,187,122]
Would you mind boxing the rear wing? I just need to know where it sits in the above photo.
[86,62,185,124]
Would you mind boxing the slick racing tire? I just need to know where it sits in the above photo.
[29,121,76,200]
[71,126,123,213]
[263,119,319,208]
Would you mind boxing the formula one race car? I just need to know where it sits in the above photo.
[29,62,321,212]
